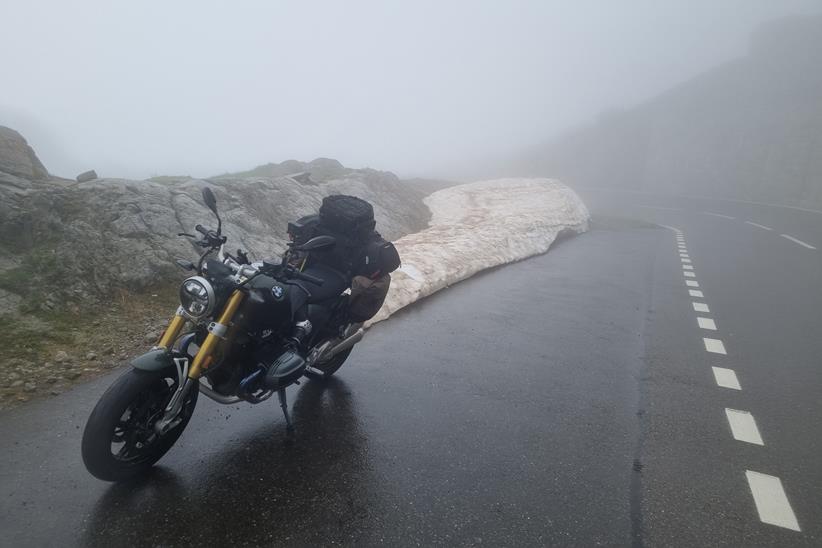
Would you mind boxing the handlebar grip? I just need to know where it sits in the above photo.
[195,224,209,236]
[296,272,324,286]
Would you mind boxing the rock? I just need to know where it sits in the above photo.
[0,126,48,180]
[50,390,61,396]
[8,371,20,381]
[23,382,36,392]
[45,377,59,384]
[54,351,69,363]
[86,351,98,361]
[144,331,162,344]
[67,371,82,380]
[10,380,23,388]
[0,128,429,318]
[76,169,98,183]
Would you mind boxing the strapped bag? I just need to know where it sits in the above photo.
[358,233,401,279]
[348,274,391,322]
[318,195,376,242]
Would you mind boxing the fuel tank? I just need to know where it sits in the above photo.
[240,274,297,332]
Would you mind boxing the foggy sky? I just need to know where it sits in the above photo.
[2,0,819,180]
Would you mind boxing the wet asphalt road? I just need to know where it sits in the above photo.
[2,188,821,546]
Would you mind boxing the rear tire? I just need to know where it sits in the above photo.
[305,347,353,380]
[81,367,198,482]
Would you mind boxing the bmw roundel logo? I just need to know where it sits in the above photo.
[271,285,285,300]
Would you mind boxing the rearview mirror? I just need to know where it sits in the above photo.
[202,187,218,214]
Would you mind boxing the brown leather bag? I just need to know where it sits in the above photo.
[348,274,391,322]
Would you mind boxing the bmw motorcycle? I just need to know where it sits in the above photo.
[81,187,364,481]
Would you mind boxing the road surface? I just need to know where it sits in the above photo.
[1,188,820,546]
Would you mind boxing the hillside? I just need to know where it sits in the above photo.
[0,128,430,405]
[511,14,822,208]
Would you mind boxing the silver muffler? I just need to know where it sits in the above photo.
[310,324,364,365]
[325,328,364,360]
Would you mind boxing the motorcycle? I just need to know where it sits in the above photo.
[81,187,365,481]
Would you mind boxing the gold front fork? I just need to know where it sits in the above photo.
[157,312,187,350]
[187,289,246,380]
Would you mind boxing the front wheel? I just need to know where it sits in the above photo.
[81,367,198,481]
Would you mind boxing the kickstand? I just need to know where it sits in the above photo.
[277,388,295,434]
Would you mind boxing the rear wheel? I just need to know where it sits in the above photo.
[305,347,353,380]
[81,367,198,482]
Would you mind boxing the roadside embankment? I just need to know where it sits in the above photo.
[368,178,590,325]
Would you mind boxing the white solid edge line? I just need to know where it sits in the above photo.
[689,290,704,297]
[745,471,801,531]
[697,317,717,330]
[712,367,741,390]
[702,211,736,219]
[780,234,817,250]
[693,302,710,312]
[686,280,700,287]
[745,221,774,231]
[704,337,726,354]
[725,408,764,445]
[684,271,696,278]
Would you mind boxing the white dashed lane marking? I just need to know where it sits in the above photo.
[745,221,773,231]
[780,234,817,250]
[702,212,736,220]
[670,230,802,534]
[725,408,764,445]
[703,337,727,355]
[745,471,801,531]
[712,367,741,390]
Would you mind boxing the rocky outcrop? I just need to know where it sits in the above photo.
[0,126,48,181]
[0,131,429,317]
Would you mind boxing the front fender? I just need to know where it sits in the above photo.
[130,348,175,372]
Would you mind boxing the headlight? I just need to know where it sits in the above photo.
[179,276,215,319]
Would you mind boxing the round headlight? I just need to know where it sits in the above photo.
[179,276,215,319]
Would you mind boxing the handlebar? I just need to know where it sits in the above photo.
[195,224,209,236]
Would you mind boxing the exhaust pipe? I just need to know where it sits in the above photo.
[322,328,364,361]
[198,382,242,404]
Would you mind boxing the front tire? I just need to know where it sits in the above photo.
[81,367,198,482]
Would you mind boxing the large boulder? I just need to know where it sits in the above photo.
[0,126,48,180]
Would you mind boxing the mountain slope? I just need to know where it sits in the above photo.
[512,14,822,208]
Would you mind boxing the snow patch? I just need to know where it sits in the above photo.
[366,178,590,326]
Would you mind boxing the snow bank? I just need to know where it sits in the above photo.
[366,178,590,326]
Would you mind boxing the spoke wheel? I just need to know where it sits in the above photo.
[82,368,198,482]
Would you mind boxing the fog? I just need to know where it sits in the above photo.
[1,0,818,180]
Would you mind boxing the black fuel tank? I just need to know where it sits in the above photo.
[241,275,297,332]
